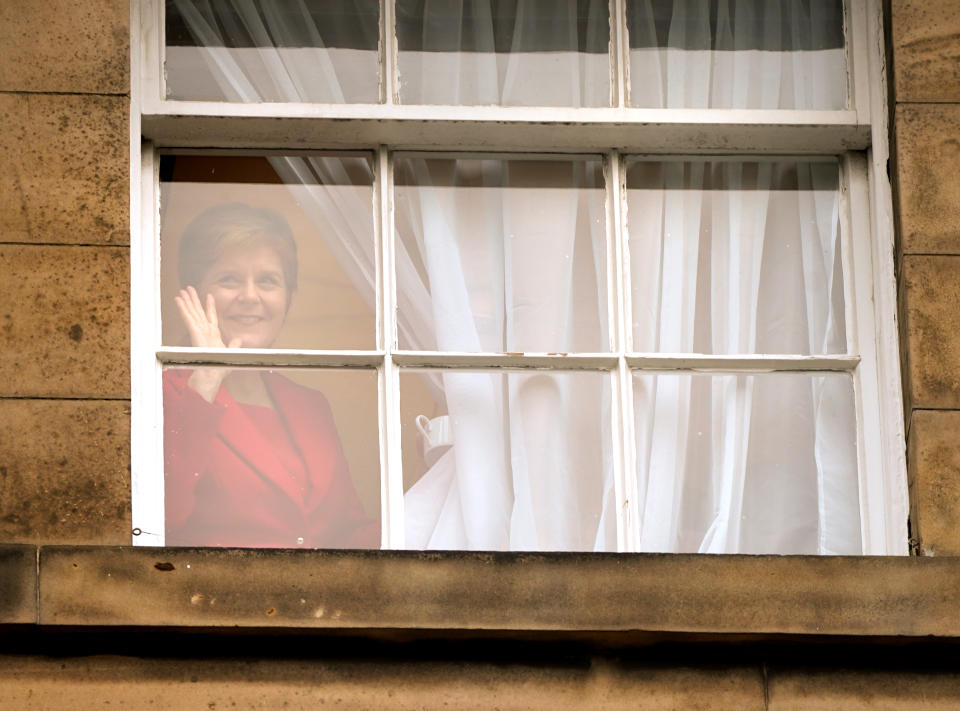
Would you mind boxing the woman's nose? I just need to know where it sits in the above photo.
[238,277,259,302]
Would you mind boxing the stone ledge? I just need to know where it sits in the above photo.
[0,545,37,624]
[29,547,960,637]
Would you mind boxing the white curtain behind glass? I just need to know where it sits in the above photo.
[628,0,846,109]
[396,0,610,106]
[628,161,861,554]
[165,0,379,102]
[395,158,615,551]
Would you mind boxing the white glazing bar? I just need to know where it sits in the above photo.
[625,354,860,373]
[132,144,165,547]
[378,147,405,548]
[382,0,397,105]
[866,0,909,555]
[610,0,627,108]
[392,352,620,370]
[158,348,385,368]
[607,150,634,551]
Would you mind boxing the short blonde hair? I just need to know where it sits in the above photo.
[178,202,298,293]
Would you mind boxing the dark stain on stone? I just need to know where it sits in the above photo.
[68,324,83,342]
[154,562,176,572]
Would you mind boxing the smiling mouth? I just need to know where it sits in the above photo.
[229,316,264,325]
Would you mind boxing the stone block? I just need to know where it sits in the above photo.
[900,256,960,409]
[0,545,37,623]
[891,0,960,102]
[0,654,765,710]
[768,667,960,710]
[0,0,128,94]
[0,93,128,245]
[909,409,960,556]
[0,400,130,545]
[0,245,129,399]
[37,548,960,637]
[895,104,960,255]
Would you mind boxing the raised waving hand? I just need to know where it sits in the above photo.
[175,286,241,402]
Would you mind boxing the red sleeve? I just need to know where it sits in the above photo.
[162,370,230,530]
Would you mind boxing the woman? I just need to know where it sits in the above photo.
[163,202,377,548]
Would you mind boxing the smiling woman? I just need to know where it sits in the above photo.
[161,200,381,549]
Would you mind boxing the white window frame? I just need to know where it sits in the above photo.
[129,0,908,554]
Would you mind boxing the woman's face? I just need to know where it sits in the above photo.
[197,242,290,349]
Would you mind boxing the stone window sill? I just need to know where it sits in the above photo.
[2,545,958,638]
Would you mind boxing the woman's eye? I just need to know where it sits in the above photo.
[258,275,282,288]
[217,275,240,286]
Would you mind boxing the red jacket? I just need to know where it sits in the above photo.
[163,369,378,548]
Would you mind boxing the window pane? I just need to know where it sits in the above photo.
[396,0,610,106]
[163,366,380,548]
[401,369,615,551]
[164,0,380,103]
[160,153,376,350]
[634,371,860,555]
[627,0,846,109]
[395,156,608,353]
[626,159,845,355]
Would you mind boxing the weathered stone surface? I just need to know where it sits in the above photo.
[891,0,960,103]
[0,654,765,710]
[0,245,129,398]
[769,667,960,710]
[895,105,960,255]
[908,410,960,556]
[0,0,128,95]
[0,93,128,245]
[37,548,960,637]
[0,545,37,624]
[900,256,960,409]
[0,400,130,545]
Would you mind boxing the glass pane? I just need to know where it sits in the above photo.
[401,369,614,551]
[627,0,846,109]
[160,153,376,350]
[397,0,610,106]
[395,156,608,352]
[165,0,380,103]
[163,366,380,548]
[626,159,845,355]
[633,371,860,554]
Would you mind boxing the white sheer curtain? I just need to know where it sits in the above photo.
[629,160,860,554]
[165,0,379,102]
[628,0,847,109]
[396,0,610,106]
[396,158,614,551]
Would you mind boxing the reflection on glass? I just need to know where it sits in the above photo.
[395,156,608,353]
[626,159,844,355]
[633,372,859,555]
[160,153,376,350]
[401,369,614,552]
[163,367,380,548]
[396,0,610,106]
[627,0,846,109]
[165,0,380,102]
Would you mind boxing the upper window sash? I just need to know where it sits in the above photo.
[138,0,874,154]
